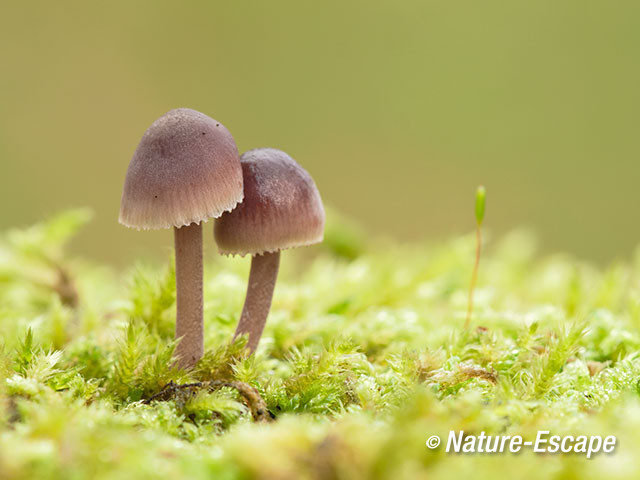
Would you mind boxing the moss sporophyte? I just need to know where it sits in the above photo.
[465,185,485,329]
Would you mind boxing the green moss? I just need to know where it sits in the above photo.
[1,210,640,479]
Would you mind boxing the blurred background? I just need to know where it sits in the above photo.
[1,0,638,265]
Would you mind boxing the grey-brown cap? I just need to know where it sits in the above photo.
[119,108,244,230]
[214,148,325,256]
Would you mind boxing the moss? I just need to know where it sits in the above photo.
[1,210,640,479]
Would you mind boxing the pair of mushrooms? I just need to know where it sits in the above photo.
[119,108,325,367]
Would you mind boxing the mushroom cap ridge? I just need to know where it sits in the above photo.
[214,148,325,256]
[119,108,244,230]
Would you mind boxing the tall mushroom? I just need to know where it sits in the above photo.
[214,148,325,353]
[119,108,243,368]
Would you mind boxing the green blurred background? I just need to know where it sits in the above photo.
[1,1,638,264]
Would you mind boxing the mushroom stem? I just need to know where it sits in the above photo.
[234,251,281,353]
[174,222,204,368]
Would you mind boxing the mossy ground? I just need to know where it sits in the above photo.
[2,210,640,479]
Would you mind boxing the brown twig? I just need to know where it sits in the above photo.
[54,264,79,309]
[144,380,273,422]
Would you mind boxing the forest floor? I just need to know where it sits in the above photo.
[1,210,640,479]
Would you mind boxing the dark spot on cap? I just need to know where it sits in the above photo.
[154,195,158,199]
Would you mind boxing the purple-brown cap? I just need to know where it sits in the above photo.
[119,108,243,230]
[214,148,325,256]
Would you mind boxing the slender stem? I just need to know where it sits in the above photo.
[174,222,204,368]
[234,251,280,353]
[465,224,482,329]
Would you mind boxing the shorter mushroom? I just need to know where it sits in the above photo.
[214,148,325,353]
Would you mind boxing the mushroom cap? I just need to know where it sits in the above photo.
[119,108,244,230]
[214,148,325,256]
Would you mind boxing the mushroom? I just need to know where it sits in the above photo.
[119,108,243,367]
[214,148,325,353]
